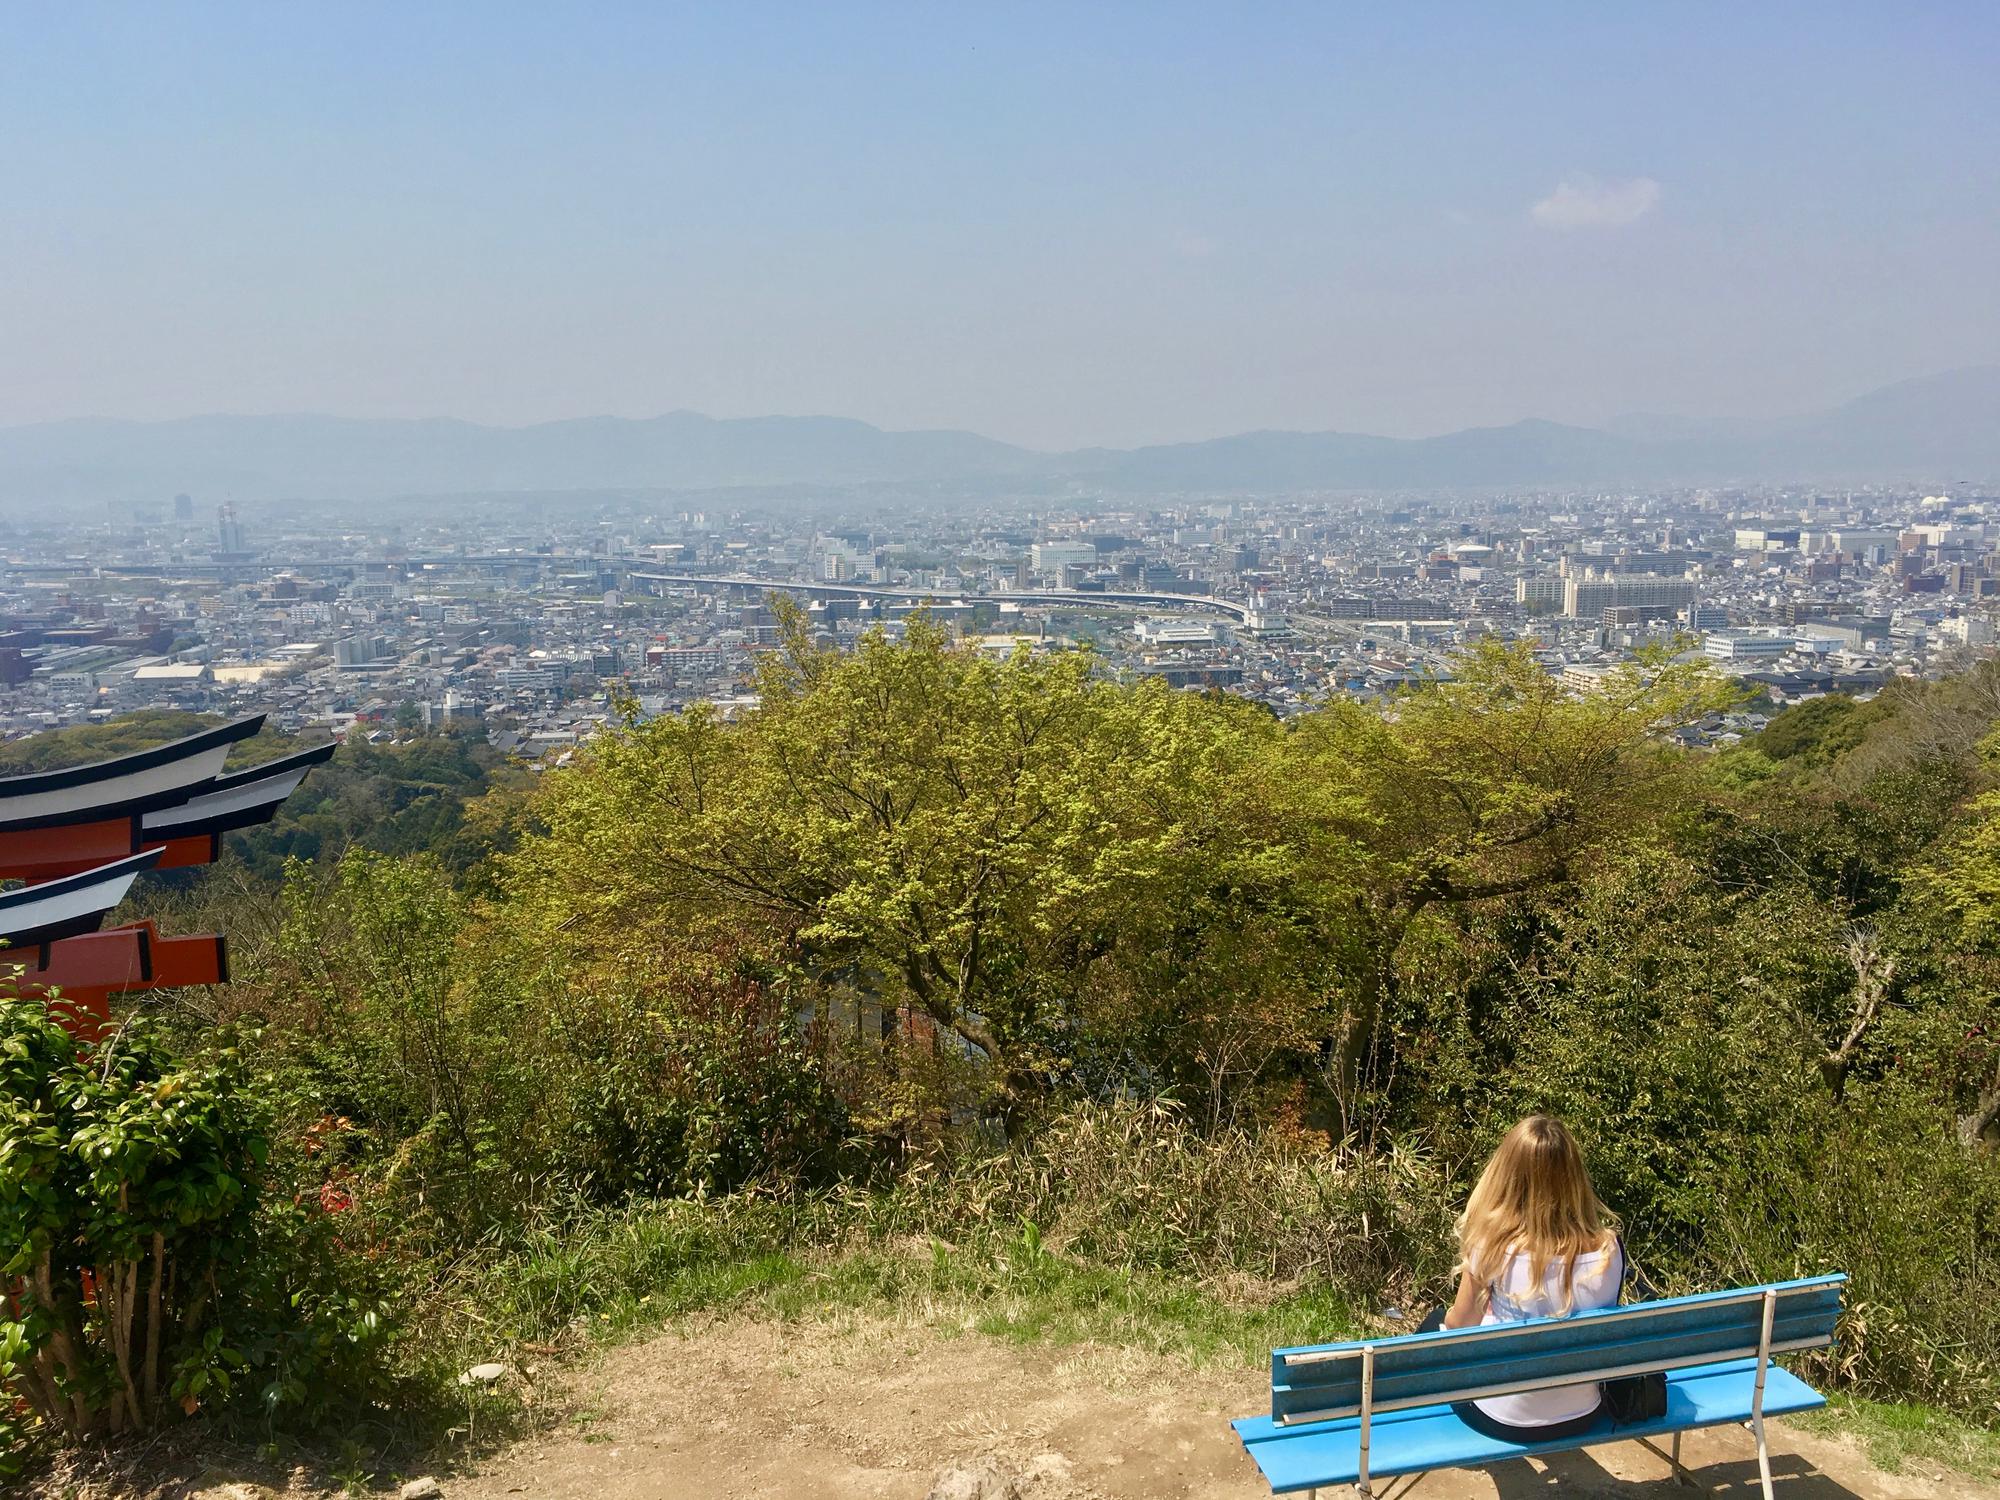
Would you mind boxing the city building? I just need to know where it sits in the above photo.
[1031,541,1098,571]
[1563,576,1696,619]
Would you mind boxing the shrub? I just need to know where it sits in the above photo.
[527,963,856,1202]
[0,997,404,1470]
[877,1098,1462,1299]
[0,998,268,1439]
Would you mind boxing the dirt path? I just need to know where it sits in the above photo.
[437,1312,1994,1500]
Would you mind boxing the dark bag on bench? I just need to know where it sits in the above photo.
[1602,1239,1668,1424]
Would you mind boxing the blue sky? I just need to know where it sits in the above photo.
[4,3,1996,447]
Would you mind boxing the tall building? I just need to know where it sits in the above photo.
[1562,575,1695,619]
[1828,529,1897,565]
[1733,525,1801,552]
[1703,632,1794,662]
[1515,576,1566,616]
[335,634,387,667]
[173,493,194,522]
[216,503,247,555]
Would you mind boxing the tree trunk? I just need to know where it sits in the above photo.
[1819,934,1893,1104]
[102,1257,146,1432]
[30,1253,98,1437]
[1959,1060,2000,1148]
[142,1233,165,1419]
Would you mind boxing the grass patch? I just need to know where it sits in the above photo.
[445,1199,1373,1374]
[759,1236,1367,1369]
[1792,1395,2000,1481]
[460,1206,815,1346]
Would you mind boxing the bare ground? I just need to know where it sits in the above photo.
[45,1312,2000,1500]
[437,1312,1993,1500]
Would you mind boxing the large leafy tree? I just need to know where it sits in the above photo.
[504,623,1733,1132]
[1273,640,1740,1119]
[505,609,1306,1118]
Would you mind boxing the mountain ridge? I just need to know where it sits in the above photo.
[3,367,1996,505]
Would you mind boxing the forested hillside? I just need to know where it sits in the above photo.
[6,620,2000,1476]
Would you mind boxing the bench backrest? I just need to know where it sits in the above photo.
[1272,1274,1845,1427]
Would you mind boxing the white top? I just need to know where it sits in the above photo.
[1473,1238,1622,1427]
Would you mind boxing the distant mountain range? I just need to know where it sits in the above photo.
[4,367,1997,507]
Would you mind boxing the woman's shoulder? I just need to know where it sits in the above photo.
[1574,1230,1621,1268]
[1491,1234,1618,1289]
[1499,1231,1618,1262]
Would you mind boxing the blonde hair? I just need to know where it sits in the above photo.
[1456,1115,1615,1313]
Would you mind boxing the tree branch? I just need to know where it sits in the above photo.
[1820,929,1893,1104]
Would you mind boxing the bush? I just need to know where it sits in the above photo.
[1708,1094,2000,1417]
[876,1098,1462,1298]
[0,997,404,1471]
[0,997,268,1440]
[252,852,854,1245]
[528,965,855,1202]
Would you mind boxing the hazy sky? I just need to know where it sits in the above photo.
[5,3,1997,449]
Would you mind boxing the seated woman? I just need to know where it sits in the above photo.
[1421,1114,1623,1442]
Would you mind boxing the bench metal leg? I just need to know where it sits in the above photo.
[1635,1435,1707,1491]
[1750,1288,1777,1500]
[1750,1413,1776,1500]
[1355,1344,1376,1500]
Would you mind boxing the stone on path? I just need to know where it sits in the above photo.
[398,1479,445,1500]
[925,1455,1021,1500]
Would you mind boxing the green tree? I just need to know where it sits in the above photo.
[506,613,1159,1118]
[1272,640,1739,1120]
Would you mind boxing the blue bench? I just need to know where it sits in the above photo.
[1232,1274,1845,1500]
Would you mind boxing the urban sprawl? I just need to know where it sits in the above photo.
[4,484,1994,753]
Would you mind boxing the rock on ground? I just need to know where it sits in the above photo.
[927,1455,1022,1500]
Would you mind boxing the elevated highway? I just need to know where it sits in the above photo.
[621,571,1252,622]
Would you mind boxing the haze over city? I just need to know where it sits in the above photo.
[7,2,1998,450]
[12,6,2000,1499]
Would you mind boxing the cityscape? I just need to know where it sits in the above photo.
[9,4,2000,1495]
[6,477,1995,757]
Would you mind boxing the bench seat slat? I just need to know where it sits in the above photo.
[1273,1276,1845,1366]
[1273,1319,1833,1421]
[1271,1277,1843,1424]
[1233,1358,1826,1494]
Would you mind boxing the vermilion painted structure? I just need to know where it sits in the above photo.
[0,714,267,832]
[0,849,164,945]
[2,922,230,1039]
[0,716,328,1035]
[0,741,334,883]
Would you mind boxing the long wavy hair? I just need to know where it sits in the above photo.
[1456,1115,1615,1313]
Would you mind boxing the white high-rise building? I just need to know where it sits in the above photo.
[216,503,247,554]
[1031,541,1097,571]
[1562,576,1695,619]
